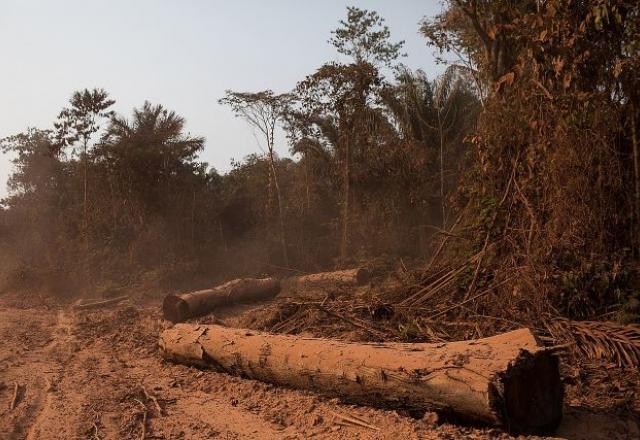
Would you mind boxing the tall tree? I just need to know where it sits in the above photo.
[54,88,114,233]
[329,7,405,67]
[98,102,205,225]
[291,7,404,264]
[432,66,469,227]
[219,90,292,265]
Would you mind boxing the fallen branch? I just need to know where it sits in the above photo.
[328,409,380,431]
[9,382,19,410]
[133,398,147,440]
[423,205,467,274]
[313,304,387,338]
[90,413,101,440]
[427,277,513,321]
[141,385,162,416]
[72,296,129,310]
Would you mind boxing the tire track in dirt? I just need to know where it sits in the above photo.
[25,309,78,440]
[0,307,59,440]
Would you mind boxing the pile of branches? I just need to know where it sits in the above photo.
[388,250,640,369]
[249,298,397,342]
[387,0,640,370]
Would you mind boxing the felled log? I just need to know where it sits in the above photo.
[162,278,281,323]
[289,268,370,291]
[159,325,562,434]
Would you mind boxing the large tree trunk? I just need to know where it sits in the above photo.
[162,278,281,323]
[160,325,562,434]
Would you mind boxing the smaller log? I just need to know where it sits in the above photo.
[290,268,370,291]
[162,277,281,323]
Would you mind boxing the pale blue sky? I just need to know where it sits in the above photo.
[0,0,445,197]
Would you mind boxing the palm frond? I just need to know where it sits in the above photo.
[546,319,640,368]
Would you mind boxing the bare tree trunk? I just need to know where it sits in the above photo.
[438,110,446,227]
[340,136,351,265]
[83,138,88,235]
[304,153,311,211]
[269,149,289,266]
[632,105,640,253]
[218,219,228,253]
[191,188,196,247]
[160,325,563,434]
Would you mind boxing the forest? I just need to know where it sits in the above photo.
[2,1,639,326]
[1,2,640,438]
[0,7,481,295]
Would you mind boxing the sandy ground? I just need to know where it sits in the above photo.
[0,295,638,440]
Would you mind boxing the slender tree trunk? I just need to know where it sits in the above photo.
[340,135,350,265]
[218,219,228,253]
[268,143,289,266]
[273,163,289,266]
[305,153,311,211]
[109,173,118,230]
[438,110,446,227]
[83,138,88,235]
[631,105,640,253]
[191,188,196,247]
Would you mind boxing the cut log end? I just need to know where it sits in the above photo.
[355,268,371,285]
[162,294,190,323]
[493,350,563,435]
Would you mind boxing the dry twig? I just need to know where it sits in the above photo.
[463,155,519,301]
[133,398,148,440]
[313,304,387,338]
[424,208,466,274]
[9,382,19,410]
[72,295,129,310]
[140,385,162,416]
[328,410,380,431]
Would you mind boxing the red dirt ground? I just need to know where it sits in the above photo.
[0,293,638,439]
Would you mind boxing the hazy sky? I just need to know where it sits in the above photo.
[0,0,445,198]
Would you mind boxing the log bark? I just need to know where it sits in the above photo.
[162,278,281,323]
[289,268,370,290]
[159,325,562,434]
